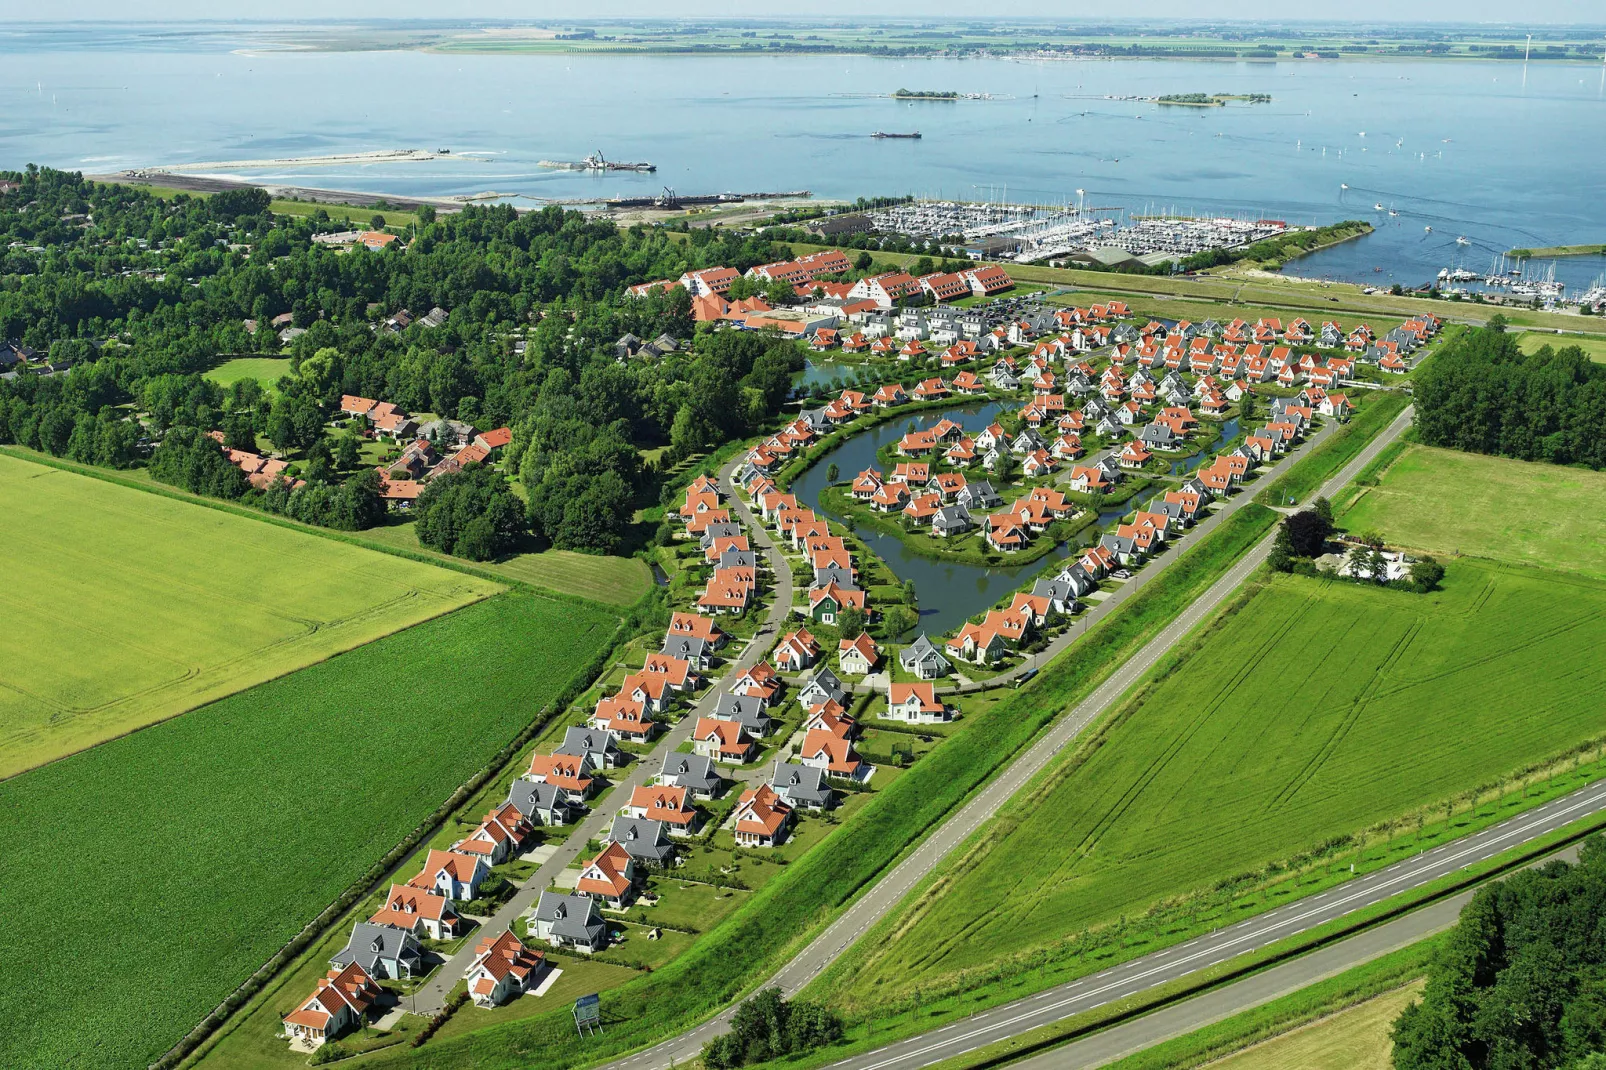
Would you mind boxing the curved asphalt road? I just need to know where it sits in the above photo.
[599,405,1442,1070]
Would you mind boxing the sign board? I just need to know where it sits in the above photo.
[573,993,602,1036]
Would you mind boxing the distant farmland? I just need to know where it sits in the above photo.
[0,452,499,777]
[830,563,1606,1004]
[0,592,618,1070]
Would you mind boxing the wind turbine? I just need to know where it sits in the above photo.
[1522,34,1532,90]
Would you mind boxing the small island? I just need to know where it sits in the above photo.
[893,89,959,99]
[1155,92,1273,106]
[1506,243,1606,258]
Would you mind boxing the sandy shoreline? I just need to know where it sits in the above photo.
[131,149,454,173]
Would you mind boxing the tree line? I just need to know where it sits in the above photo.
[1414,323,1606,470]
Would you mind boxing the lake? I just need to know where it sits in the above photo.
[2,23,1604,292]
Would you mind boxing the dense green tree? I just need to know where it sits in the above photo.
[1393,836,1606,1070]
[415,464,525,560]
[1280,509,1333,558]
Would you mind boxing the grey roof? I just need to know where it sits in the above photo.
[799,407,833,433]
[507,779,571,820]
[718,549,757,570]
[534,891,607,946]
[1055,562,1097,594]
[699,522,743,548]
[332,922,421,974]
[660,634,708,662]
[1139,424,1180,449]
[715,693,772,735]
[659,753,723,794]
[958,481,1002,509]
[932,504,972,534]
[1032,577,1079,608]
[899,634,951,672]
[557,727,619,762]
[813,565,856,589]
[608,817,676,863]
[770,762,835,809]
[1101,533,1138,555]
[800,666,847,708]
[416,418,477,442]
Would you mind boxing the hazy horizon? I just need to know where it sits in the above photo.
[5,6,1606,27]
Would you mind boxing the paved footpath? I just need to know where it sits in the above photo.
[412,455,791,1013]
[600,404,1422,1070]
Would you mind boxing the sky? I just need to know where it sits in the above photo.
[7,3,1606,25]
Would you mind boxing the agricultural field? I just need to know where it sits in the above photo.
[1338,444,1606,579]
[359,520,653,606]
[0,592,618,1070]
[828,561,1606,1005]
[202,356,293,392]
[1207,983,1422,1070]
[0,452,500,777]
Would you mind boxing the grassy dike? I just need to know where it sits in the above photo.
[350,504,1281,1070]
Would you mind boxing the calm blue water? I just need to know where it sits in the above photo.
[2,24,1603,291]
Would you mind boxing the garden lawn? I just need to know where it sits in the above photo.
[360,520,652,606]
[1339,443,1606,580]
[0,452,500,777]
[0,592,617,1070]
[202,356,293,392]
[829,562,1606,1004]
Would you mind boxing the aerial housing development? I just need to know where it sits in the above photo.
[7,42,1606,1070]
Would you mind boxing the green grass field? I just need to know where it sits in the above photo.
[0,592,617,1070]
[0,452,501,777]
[360,520,652,606]
[202,356,293,392]
[1339,444,1606,579]
[1515,329,1606,363]
[829,561,1606,1004]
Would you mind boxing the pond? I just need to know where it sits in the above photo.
[791,400,1084,636]
[1168,417,1241,476]
[792,357,875,398]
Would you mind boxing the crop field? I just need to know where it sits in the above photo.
[1339,444,1606,579]
[0,592,618,1070]
[830,561,1606,1002]
[202,356,293,392]
[0,453,501,777]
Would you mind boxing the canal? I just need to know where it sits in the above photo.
[791,401,1078,636]
[790,400,1239,636]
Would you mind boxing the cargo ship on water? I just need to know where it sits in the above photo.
[538,151,656,173]
[872,131,922,139]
